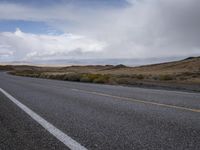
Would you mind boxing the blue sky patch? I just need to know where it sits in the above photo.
[0,20,62,34]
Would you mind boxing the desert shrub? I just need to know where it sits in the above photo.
[86,74,102,81]
[28,74,40,78]
[39,74,47,78]
[116,74,131,78]
[130,74,136,78]
[0,65,14,71]
[107,77,117,84]
[79,74,110,83]
[115,78,130,84]
[45,74,52,79]
[93,75,110,84]
[159,75,173,81]
[179,77,187,80]
[56,74,66,80]
[153,76,159,80]
[48,74,56,79]
[181,72,193,76]
[80,75,92,82]
[192,74,198,78]
[136,74,144,80]
[10,70,42,78]
[63,73,82,81]
[12,71,40,78]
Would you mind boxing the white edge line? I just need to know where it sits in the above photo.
[0,88,87,150]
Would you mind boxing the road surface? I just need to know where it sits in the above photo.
[0,72,200,150]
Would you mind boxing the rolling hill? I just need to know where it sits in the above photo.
[1,57,200,92]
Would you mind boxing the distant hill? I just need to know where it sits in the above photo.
[98,56,200,75]
[1,57,200,92]
[1,56,199,74]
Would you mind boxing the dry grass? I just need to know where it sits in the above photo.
[1,57,200,91]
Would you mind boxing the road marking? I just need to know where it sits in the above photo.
[0,88,88,150]
[72,88,200,113]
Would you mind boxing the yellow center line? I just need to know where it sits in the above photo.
[71,88,200,113]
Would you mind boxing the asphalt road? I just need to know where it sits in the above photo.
[0,72,200,150]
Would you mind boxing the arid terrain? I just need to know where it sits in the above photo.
[1,57,200,92]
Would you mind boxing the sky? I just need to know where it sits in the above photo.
[0,0,200,64]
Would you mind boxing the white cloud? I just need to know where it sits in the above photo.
[0,28,106,61]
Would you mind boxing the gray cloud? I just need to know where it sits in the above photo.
[0,0,200,62]
[90,0,200,58]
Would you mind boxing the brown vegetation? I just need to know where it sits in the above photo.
[1,57,200,91]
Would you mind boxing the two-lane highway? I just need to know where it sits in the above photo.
[0,72,200,149]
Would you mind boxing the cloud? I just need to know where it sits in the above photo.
[0,28,106,61]
[90,0,200,58]
[0,3,79,22]
[0,0,200,62]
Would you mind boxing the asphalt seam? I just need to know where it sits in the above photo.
[0,88,88,150]
[71,88,200,113]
